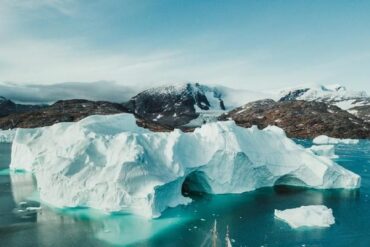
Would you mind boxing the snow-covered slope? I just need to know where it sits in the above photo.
[274,205,335,228]
[10,114,360,218]
[278,84,370,120]
[279,84,368,105]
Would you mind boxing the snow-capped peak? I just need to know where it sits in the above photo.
[279,84,368,103]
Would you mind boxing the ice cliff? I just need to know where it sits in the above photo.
[10,114,360,218]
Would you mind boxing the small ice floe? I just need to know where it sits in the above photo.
[308,145,338,158]
[313,135,359,145]
[274,205,335,228]
[26,206,42,212]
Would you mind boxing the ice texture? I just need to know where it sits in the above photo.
[313,135,359,145]
[308,145,338,159]
[274,205,335,228]
[10,114,360,218]
[0,129,16,143]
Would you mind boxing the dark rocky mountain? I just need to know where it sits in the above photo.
[0,98,173,132]
[0,96,46,118]
[124,83,226,127]
[0,99,128,129]
[1,83,369,138]
[219,99,370,139]
[0,83,269,131]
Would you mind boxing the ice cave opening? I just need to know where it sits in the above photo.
[273,174,308,188]
[181,170,212,197]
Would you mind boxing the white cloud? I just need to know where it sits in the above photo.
[0,81,139,103]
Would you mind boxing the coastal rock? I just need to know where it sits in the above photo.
[0,99,128,129]
[278,84,370,122]
[219,99,370,139]
[125,83,270,128]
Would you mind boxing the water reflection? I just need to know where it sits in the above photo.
[8,171,189,246]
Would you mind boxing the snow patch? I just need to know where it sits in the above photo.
[274,205,335,228]
[10,114,361,218]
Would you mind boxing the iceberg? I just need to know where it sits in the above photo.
[0,129,16,143]
[313,135,359,145]
[308,145,338,159]
[10,114,360,218]
[274,205,335,228]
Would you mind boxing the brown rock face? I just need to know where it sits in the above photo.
[0,99,128,129]
[219,99,370,139]
[0,98,175,132]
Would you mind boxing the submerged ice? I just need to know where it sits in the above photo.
[10,114,360,218]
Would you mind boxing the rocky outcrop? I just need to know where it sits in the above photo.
[124,83,226,127]
[219,99,370,139]
[278,85,370,122]
[0,96,45,118]
[0,98,174,132]
[0,99,128,129]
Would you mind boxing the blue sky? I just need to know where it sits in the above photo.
[1,0,370,92]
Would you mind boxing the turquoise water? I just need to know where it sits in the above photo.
[1,140,370,247]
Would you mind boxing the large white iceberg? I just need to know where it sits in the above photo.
[313,135,359,145]
[274,205,335,228]
[10,114,360,218]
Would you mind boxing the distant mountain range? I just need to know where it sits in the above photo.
[0,96,45,118]
[278,84,370,122]
[1,83,369,138]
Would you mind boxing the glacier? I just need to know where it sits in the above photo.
[274,205,335,228]
[10,113,360,218]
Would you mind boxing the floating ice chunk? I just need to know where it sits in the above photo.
[10,114,360,218]
[274,205,335,228]
[313,135,359,145]
[308,145,337,159]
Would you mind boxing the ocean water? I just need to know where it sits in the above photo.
[1,140,370,247]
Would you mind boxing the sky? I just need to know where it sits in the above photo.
[1,0,370,93]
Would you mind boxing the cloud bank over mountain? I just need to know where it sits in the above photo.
[0,81,139,104]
